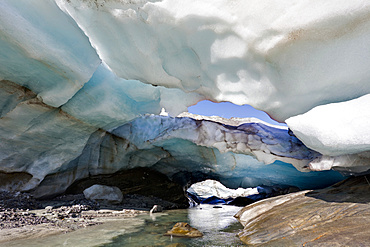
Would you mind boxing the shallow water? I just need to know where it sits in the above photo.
[7,204,246,247]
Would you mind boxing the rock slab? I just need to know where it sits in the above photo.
[235,176,370,246]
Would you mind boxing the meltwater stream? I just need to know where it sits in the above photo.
[7,205,246,247]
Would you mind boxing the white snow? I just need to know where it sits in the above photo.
[286,94,370,173]
[286,94,370,156]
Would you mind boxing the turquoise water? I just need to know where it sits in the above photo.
[7,205,246,247]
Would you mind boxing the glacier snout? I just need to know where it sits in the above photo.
[0,0,369,198]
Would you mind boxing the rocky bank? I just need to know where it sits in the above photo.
[0,190,170,244]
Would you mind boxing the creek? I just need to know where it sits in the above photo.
[7,204,246,247]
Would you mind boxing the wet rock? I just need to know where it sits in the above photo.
[235,176,370,246]
[83,184,123,204]
[164,222,203,238]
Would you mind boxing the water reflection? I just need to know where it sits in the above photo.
[188,204,241,232]
[105,204,245,247]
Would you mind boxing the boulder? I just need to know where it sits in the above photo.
[83,185,123,204]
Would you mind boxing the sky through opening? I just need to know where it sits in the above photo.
[188,100,287,127]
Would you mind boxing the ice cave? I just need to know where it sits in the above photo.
[1,0,370,246]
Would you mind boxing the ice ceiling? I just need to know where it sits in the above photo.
[0,0,369,197]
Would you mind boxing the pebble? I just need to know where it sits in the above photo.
[0,191,100,230]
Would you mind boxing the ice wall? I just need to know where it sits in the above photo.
[33,114,343,198]
[62,63,204,130]
[112,114,318,171]
[0,80,98,191]
[0,77,343,197]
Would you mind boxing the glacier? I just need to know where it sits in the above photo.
[0,0,369,200]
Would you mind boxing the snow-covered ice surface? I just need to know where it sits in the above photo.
[287,94,370,156]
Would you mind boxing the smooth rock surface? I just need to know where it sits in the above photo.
[235,176,370,246]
